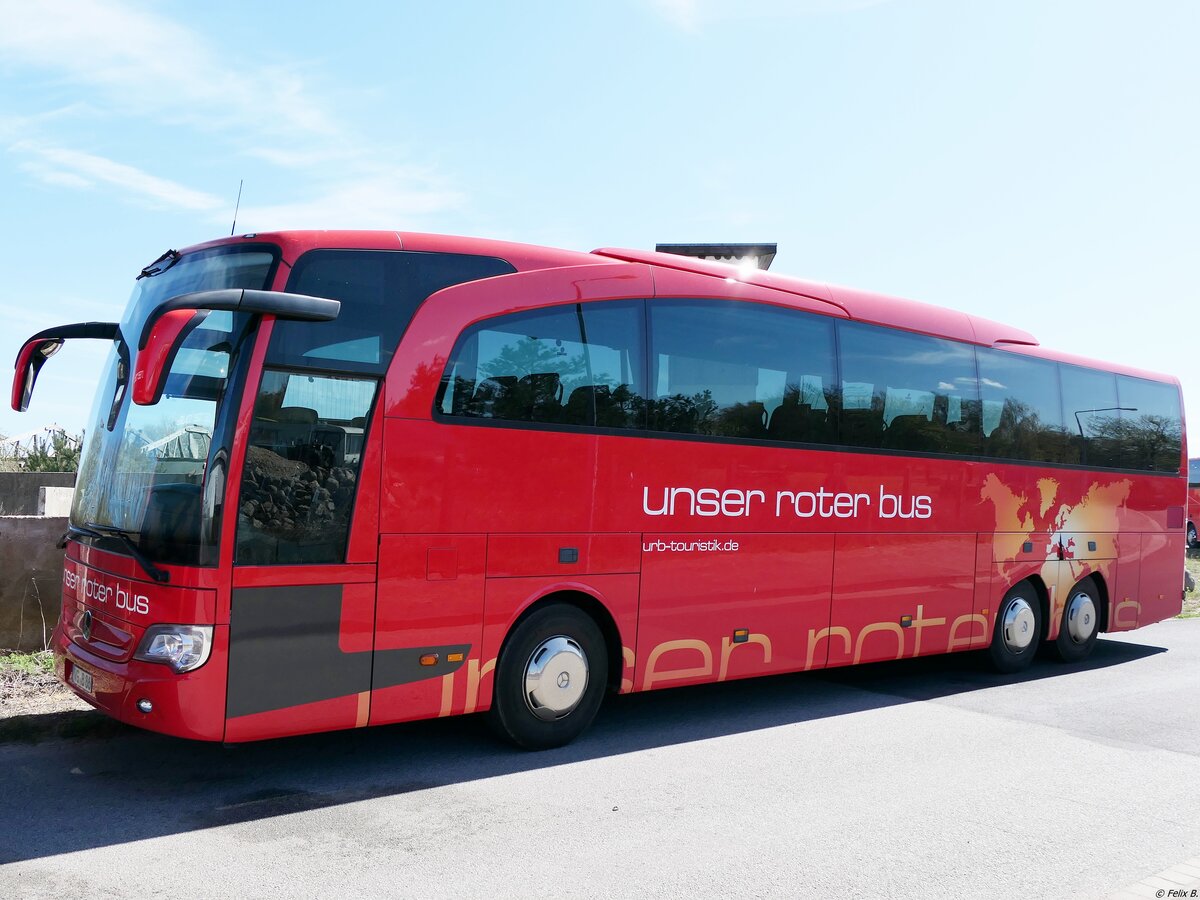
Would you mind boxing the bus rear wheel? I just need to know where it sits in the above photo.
[486,604,608,750]
[1053,577,1100,663]
[988,582,1042,674]
[1188,522,1198,549]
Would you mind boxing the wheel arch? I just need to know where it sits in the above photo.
[1022,573,1052,640]
[1078,571,1111,633]
[500,589,623,693]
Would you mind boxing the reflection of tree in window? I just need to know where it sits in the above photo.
[236,370,376,565]
[1087,413,1182,471]
[987,398,1073,463]
[652,390,718,434]
[478,335,588,385]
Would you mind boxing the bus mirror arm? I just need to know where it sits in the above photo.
[11,322,120,412]
[131,289,341,407]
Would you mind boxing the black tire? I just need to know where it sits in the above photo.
[486,604,608,750]
[988,582,1043,674]
[1188,522,1198,549]
[1053,577,1101,663]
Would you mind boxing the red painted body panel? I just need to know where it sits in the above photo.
[380,419,599,534]
[371,533,486,726]
[131,309,200,405]
[637,533,833,688]
[64,550,217,625]
[54,623,228,741]
[485,533,640,578]
[829,533,975,666]
[593,246,1038,347]
[69,542,222,591]
[224,693,364,743]
[11,337,43,411]
[346,384,385,565]
[1138,532,1187,626]
[648,267,847,319]
[55,551,227,739]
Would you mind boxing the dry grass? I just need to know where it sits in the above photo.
[0,651,89,717]
[1183,553,1200,619]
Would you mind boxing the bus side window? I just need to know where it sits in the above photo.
[579,301,647,430]
[1115,375,1183,472]
[837,322,980,455]
[439,305,591,426]
[1061,365,1121,468]
[646,300,837,444]
[977,349,1071,464]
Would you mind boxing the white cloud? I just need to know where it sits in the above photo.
[19,161,92,190]
[235,172,465,231]
[0,0,334,140]
[14,142,224,211]
[0,0,462,223]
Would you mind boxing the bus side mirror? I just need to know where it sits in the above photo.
[11,322,120,412]
[130,288,340,406]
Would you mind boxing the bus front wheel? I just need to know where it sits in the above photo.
[1052,577,1100,663]
[988,582,1042,674]
[486,604,608,750]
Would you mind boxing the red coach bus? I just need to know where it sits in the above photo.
[12,232,1187,748]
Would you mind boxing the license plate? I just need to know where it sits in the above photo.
[69,664,94,695]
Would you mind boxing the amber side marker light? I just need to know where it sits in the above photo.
[419,653,440,667]
[732,629,750,644]
[446,652,465,663]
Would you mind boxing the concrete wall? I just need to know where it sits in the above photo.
[0,472,77,517]
[0,517,66,651]
[38,486,75,517]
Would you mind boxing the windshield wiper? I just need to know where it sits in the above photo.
[62,523,171,583]
[137,249,180,280]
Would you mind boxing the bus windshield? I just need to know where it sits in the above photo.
[71,246,277,567]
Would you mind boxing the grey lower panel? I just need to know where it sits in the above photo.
[227,584,468,719]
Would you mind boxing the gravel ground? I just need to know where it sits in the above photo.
[0,652,89,718]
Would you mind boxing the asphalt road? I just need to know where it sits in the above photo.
[2,619,1198,899]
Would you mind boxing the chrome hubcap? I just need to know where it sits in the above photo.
[523,636,588,721]
[1066,592,1097,644]
[1002,597,1036,652]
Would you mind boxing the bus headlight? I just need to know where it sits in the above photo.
[134,625,213,673]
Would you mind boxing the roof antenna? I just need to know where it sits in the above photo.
[230,179,244,236]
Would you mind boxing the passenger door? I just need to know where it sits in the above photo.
[224,366,383,742]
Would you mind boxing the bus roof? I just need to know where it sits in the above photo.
[181,230,1176,385]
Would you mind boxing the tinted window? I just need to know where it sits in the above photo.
[838,322,980,454]
[648,300,837,443]
[978,349,1071,463]
[440,303,648,427]
[273,250,513,374]
[579,302,647,429]
[1116,375,1183,472]
[1060,365,1121,467]
[236,370,377,565]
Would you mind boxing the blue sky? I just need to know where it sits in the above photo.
[1,0,1196,447]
